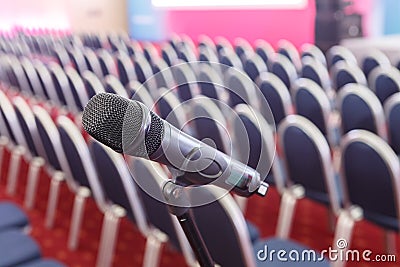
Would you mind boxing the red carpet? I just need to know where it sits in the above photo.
[0,148,399,267]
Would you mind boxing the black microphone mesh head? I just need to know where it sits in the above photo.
[82,93,142,153]
[82,92,165,157]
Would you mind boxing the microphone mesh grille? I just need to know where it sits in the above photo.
[82,93,142,153]
[145,111,164,156]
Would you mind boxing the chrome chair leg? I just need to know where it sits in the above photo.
[68,186,91,250]
[45,171,65,229]
[24,157,45,209]
[6,145,25,195]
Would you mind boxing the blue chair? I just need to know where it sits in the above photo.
[126,81,155,108]
[198,34,216,51]
[82,48,103,78]
[33,60,56,100]
[278,115,340,211]
[368,66,400,104]
[90,140,195,267]
[215,36,234,55]
[271,54,298,91]
[338,130,400,254]
[116,51,136,87]
[0,230,41,266]
[330,61,367,92]
[361,49,390,80]
[244,54,268,82]
[151,58,176,90]
[234,37,253,62]
[12,96,49,208]
[300,43,327,67]
[176,42,197,63]
[224,67,259,109]
[0,202,29,231]
[133,53,158,97]
[96,49,117,78]
[196,63,226,103]
[32,105,74,228]
[103,75,129,98]
[277,115,341,243]
[254,39,275,69]
[82,71,106,98]
[337,83,387,140]
[64,67,90,112]
[19,57,47,99]
[67,48,88,75]
[277,39,301,72]
[133,53,154,85]
[48,63,76,111]
[292,78,337,146]
[257,72,293,125]
[52,46,71,69]
[57,116,124,267]
[127,41,143,57]
[326,45,357,69]
[161,43,178,66]
[188,186,330,267]
[384,92,400,154]
[7,56,31,94]
[301,56,331,94]
[17,258,66,267]
[171,62,197,102]
[198,45,220,66]
[230,104,282,210]
[218,47,243,71]
[142,42,158,63]
[156,88,188,130]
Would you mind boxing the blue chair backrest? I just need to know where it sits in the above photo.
[116,52,136,87]
[190,97,228,153]
[155,88,187,129]
[97,49,116,77]
[244,54,267,82]
[384,93,400,154]
[189,186,255,267]
[257,72,292,125]
[82,71,105,99]
[129,158,182,250]
[172,63,196,102]
[361,50,390,80]
[338,84,387,140]
[293,78,331,137]
[278,115,339,211]
[13,97,40,157]
[224,68,258,109]
[89,140,148,230]
[331,61,367,92]
[197,64,224,102]
[369,66,400,104]
[231,104,278,190]
[254,40,274,68]
[341,130,400,231]
[32,106,63,171]
[301,56,331,91]
[58,125,90,188]
[65,67,89,111]
[271,54,298,91]
[326,46,357,69]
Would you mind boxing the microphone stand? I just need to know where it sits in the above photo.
[162,173,215,267]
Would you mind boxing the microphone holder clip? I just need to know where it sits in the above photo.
[162,172,216,267]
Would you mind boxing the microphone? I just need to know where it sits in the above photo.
[82,93,268,197]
